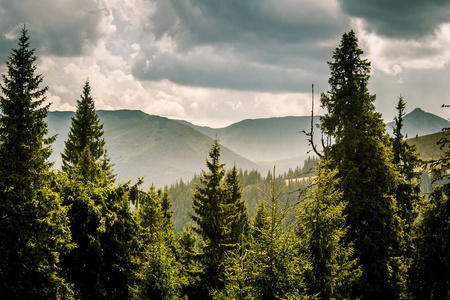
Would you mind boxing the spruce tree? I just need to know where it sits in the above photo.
[222,164,250,249]
[59,82,136,298]
[392,96,422,226]
[392,96,423,275]
[0,26,73,298]
[61,80,113,181]
[191,139,227,297]
[56,173,139,299]
[320,30,405,299]
[133,185,183,300]
[297,159,361,299]
[411,119,450,299]
[245,170,308,299]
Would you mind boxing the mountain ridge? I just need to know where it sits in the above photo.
[46,110,257,188]
[46,107,449,188]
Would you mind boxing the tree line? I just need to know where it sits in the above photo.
[0,27,448,299]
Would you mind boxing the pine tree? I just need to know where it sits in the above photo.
[297,159,361,299]
[61,80,114,182]
[411,118,450,299]
[412,184,450,299]
[133,185,183,300]
[56,174,139,299]
[392,96,423,224]
[59,83,136,297]
[191,139,227,297]
[222,164,250,250]
[245,170,309,299]
[320,30,405,299]
[0,26,73,298]
[391,96,423,285]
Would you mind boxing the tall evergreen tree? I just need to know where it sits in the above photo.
[191,139,227,297]
[392,96,422,226]
[222,164,250,250]
[61,80,113,182]
[411,119,450,299]
[59,81,135,298]
[297,159,361,299]
[0,26,73,298]
[391,96,423,275]
[320,30,405,299]
[56,174,139,299]
[214,169,310,300]
[133,185,183,300]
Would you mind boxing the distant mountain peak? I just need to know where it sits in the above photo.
[387,107,450,138]
[410,107,425,114]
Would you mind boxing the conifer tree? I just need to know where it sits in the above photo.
[56,174,139,299]
[241,170,309,299]
[297,159,361,299]
[392,96,423,278]
[61,80,114,182]
[190,140,250,298]
[392,96,422,226]
[320,30,405,298]
[222,164,250,249]
[0,26,73,298]
[58,81,136,298]
[191,139,227,297]
[411,120,450,299]
[133,185,183,300]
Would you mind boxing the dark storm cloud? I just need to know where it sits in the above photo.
[132,0,350,92]
[339,0,450,38]
[132,48,328,92]
[0,0,110,57]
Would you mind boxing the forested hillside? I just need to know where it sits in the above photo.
[46,110,257,188]
[45,107,448,190]
[169,156,318,233]
[1,28,449,300]
[178,116,322,162]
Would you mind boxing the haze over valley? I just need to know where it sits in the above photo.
[47,107,449,188]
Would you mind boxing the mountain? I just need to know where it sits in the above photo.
[178,116,322,163]
[386,108,450,138]
[46,110,257,188]
[407,131,446,160]
[45,108,449,188]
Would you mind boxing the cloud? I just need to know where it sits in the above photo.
[340,0,450,39]
[0,0,115,57]
[130,0,350,92]
[356,22,450,75]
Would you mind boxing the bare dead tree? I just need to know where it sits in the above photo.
[302,84,324,158]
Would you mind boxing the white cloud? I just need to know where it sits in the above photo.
[357,21,450,74]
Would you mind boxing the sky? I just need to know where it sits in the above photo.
[1,0,450,127]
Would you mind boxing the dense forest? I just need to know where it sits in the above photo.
[0,27,449,300]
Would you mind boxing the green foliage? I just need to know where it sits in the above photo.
[392,96,423,227]
[297,159,361,299]
[133,185,184,300]
[3,27,444,300]
[61,80,115,183]
[215,169,310,300]
[392,96,424,296]
[170,158,318,233]
[222,165,250,250]
[412,184,450,299]
[176,227,204,299]
[56,173,139,299]
[411,120,450,299]
[0,26,74,299]
[190,140,251,298]
[190,139,227,296]
[320,30,406,299]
